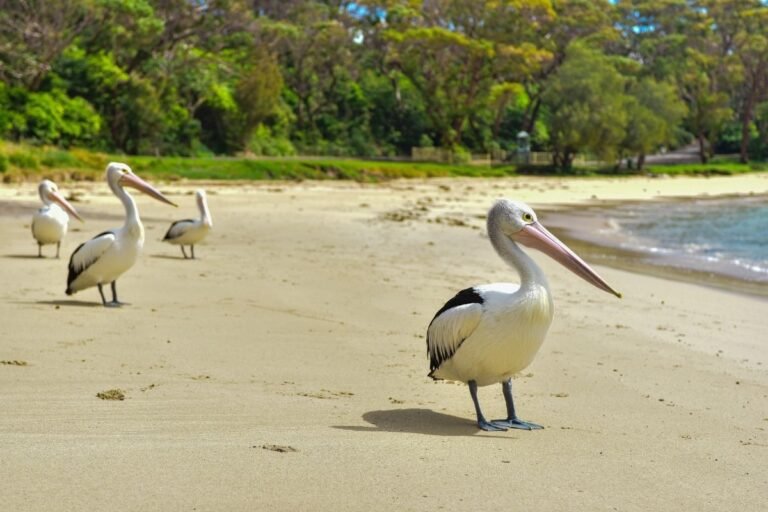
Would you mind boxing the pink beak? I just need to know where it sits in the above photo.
[48,190,83,222]
[513,221,622,298]
[119,173,177,207]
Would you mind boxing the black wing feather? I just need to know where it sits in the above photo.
[163,219,195,240]
[427,287,484,373]
[66,230,114,294]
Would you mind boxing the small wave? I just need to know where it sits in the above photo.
[613,197,768,283]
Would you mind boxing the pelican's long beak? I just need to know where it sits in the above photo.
[513,221,622,298]
[119,173,177,207]
[49,190,83,222]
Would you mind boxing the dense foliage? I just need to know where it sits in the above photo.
[1,0,767,170]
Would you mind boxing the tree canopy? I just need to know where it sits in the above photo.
[1,0,767,169]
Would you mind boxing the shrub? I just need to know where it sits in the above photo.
[8,151,39,169]
[247,125,297,156]
[40,149,81,168]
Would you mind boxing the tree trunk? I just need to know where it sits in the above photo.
[697,134,709,164]
[560,150,574,172]
[524,97,541,133]
[636,152,646,171]
[739,94,755,164]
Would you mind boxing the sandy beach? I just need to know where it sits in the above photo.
[1,173,767,511]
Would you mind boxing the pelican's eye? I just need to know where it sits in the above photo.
[522,212,533,223]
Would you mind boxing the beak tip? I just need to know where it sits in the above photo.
[615,291,623,299]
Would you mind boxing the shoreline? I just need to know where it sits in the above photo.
[540,196,768,300]
[6,173,768,299]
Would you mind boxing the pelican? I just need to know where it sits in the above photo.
[31,180,83,258]
[65,162,176,307]
[161,189,212,259]
[427,199,621,431]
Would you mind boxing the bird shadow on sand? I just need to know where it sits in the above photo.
[149,253,187,260]
[30,299,104,308]
[3,254,51,260]
[334,408,495,437]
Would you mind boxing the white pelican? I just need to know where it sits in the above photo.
[31,179,83,258]
[161,189,212,259]
[65,162,176,307]
[427,199,621,431]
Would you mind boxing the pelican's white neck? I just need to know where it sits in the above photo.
[110,180,143,237]
[197,194,212,227]
[488,215,549,292]
[38,186,51,206]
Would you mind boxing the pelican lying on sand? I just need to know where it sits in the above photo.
[162,189,212,259]
[31,180,83,258]
[66,162,176,307]
[426,199,621,431]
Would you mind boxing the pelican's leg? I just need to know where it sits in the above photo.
[469,380,507,432]
[181,246,188,259]
[105,281,125,307]
[56,242,60,259]
[190,245,195,259]
[491,379,543,430]
[97,283,108,306]
[38,243,43,258]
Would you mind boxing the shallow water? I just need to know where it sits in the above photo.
[608,196,768,284]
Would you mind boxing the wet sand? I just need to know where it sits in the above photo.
[1,173,767,511]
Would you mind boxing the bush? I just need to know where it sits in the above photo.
[10,89,102,146]
[8,151,39,169]
[247,125,297,156]
[0,153,7,172]
[40,149,81,168]
[451,145,471,164]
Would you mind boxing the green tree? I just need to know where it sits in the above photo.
[235,49,284,148]
[622,78,687,170]
[542,43,629,170]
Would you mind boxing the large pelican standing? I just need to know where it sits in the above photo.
[427,199,621,431]
[66,162,176,307]
[162,189,212,259]
[31,180,83,258]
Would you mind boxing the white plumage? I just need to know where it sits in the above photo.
[162,189,212,259]
[426,199,621,431]
[66,162,176,306]
[429,283,552,387]
[31,180,82,258]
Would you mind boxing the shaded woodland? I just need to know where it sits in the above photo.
[1,0,767,169]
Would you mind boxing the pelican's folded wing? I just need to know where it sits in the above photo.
[66,231,115,291]
[163,219,195,241]
[427,288,484,375]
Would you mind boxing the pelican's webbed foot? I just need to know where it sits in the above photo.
[493,378,544,430]
[468,380,509,432]
[478,419,508,432]
[100,282,128,307]
[490,418,543,430]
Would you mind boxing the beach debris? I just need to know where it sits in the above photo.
[431,215,470,227]
[298,389,354,400]
[381,208,423,222]
[259,444,298,453]
[96,389,126,401]
[0,360,28,366]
